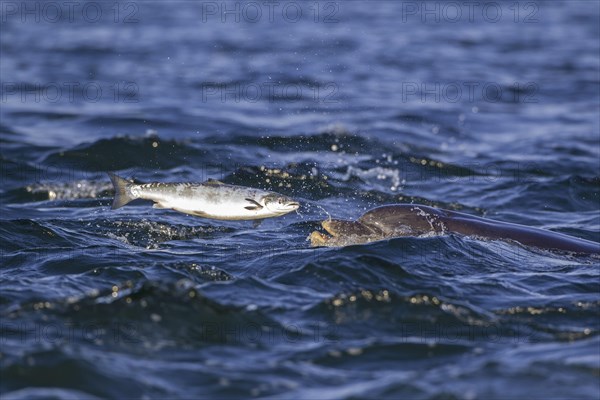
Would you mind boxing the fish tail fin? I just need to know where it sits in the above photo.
[107,172,135,209]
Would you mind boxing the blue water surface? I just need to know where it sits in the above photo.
[1,1,599,399]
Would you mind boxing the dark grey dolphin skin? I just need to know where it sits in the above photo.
[309,204,600,254]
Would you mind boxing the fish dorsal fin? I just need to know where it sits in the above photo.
[204,178,224,186]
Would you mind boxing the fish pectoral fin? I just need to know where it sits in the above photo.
[245,198,263,209]
[252,219,264,228]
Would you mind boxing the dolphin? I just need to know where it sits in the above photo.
[309,204,600,254]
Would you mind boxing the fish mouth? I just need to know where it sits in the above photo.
[280,201,300,212]
[268,201,300,214]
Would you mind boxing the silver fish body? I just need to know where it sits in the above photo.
[108,173,299,220]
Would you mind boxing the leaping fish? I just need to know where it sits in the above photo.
[107,172,300,221]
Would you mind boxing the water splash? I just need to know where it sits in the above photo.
[343,166,403,192]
